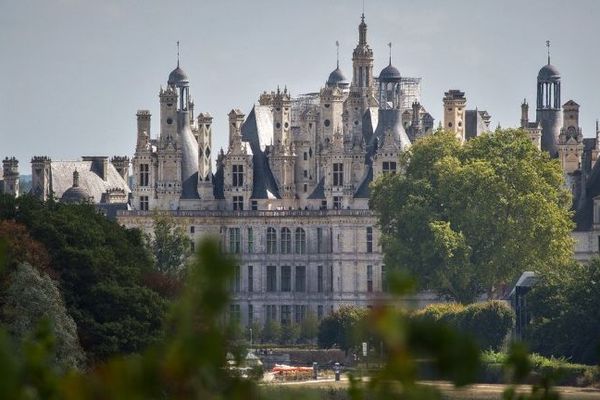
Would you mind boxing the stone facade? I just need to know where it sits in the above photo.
[119,15,436,326]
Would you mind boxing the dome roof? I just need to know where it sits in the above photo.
[327,67,349,87]
[379,63,401,81]
[538,64,560,81]
[168,66,189,86]
[61,186,89,203]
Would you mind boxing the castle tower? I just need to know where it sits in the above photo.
[378,46,402,110]
[31,156,52,201]
[319,86,345,146]
[197,112,214,202]
[2,157,19,197]
[536,42,562,157]
[557,100,583,174]
[272,86,292,151]
[344,14,375,146]
[224,109,253,211]
[136,110,151,151]
[443,90,467,142]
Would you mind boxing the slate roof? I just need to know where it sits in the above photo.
[241,105,280,199]
[46,160,129,203]
[354,165,373,198]
[465,110,489,140]
[307,177,325,199]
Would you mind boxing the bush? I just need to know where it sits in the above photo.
[412,300,514,351]
[318,305,369,352]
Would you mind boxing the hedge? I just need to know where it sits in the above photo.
[412,300,515,351]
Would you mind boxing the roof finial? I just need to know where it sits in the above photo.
[546,40,550,65]
[335,40,340,68]
[177,41,180,68]
[388,42,392,65]
[361,0,365,22]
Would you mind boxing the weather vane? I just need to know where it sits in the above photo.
[335,40,340,68]
[177,41,180,67]
[388,42,392,65]
[546,40,550,64]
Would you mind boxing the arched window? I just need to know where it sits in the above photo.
[281,227,291,254]
[267,227,277,254]
[295,228,306,254]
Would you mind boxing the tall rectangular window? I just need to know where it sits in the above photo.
[233,196,244,211]
[281,266,291,292]
[232,164,244,187]
[266,305,277,321]
[248,304,254,323]
[294,305,307,324]
[295,266,306,292]
[333,163,344,186]
[317,228,323,253]
[139,164,149,187]
[247,265,254,293]
[295,228,306,254]
[229,227,241,254]
[317,305,324,320]
[251,200,258,210]
[231,265,240,293]
[382,161,397,175]
[281,228,292,254]
[317,265,323,293]
[329,265,334,292]
[247,227,254,253]
[266,266,277,292]
[366,227,373,253]
[381,265,388,293]
[333,196,342,209]
[267,228,277,254]
[367,265,373,293]
[140,196,149,211]
[281,305,291,325]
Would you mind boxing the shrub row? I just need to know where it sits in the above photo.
[411,300,515,351]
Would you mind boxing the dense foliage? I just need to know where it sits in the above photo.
[0,194,167,363]
[317,305,369,352]
[1,262,85,370]
[527,259,600,365]
[412,301,515,351]
[146,213,192,277]
[0,234,564,399]
[370,129,574,303]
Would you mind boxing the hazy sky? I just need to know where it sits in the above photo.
[1,0,600,169]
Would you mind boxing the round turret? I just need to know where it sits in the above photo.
[378,63,401,81]
[326,67,349,88]
[168,66,189,87]
[538,64,560,81]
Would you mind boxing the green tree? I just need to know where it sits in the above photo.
[371,129,573,303]
[1,263,85,370]
[147,213,192,277]
[262,319,281,344]
[299,311,319,344]
[0,196,167,363]
[280,323,300,345]
[317,305,368,352]
[527,259,600,364]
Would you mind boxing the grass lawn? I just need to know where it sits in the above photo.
[260,379,600,399]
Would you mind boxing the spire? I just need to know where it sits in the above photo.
[361,0,365,22]
[358,12,367,45]
[177,41,180,68]
[546,40,550,65]
[388,42,392,65]
[336,40,340,68]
